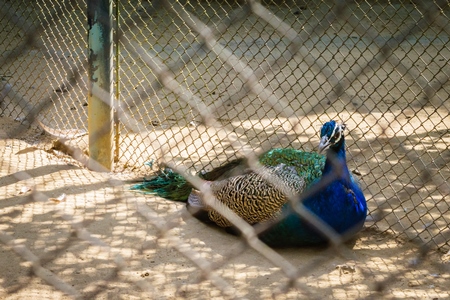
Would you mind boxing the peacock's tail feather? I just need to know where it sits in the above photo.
[130,158,249,202]
[130,168,192,202]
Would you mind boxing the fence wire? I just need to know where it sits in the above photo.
[1,0,450,299]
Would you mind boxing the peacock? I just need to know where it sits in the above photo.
[132,120,367,246]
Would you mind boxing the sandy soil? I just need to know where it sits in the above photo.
[0,118,449,299]
[1,0,450,299]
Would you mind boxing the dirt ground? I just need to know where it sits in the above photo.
[1,0,450,299]
[1,119,450,299]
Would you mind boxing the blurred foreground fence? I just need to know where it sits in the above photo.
[1,0,450,298]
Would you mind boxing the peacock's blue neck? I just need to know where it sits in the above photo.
[322,141,351,182]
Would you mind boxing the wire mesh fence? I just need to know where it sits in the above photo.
[1,0,449,298]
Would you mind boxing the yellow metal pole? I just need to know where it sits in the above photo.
[87,0,113,171]
[114,0,120,164]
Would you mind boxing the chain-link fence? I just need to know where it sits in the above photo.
[1,0,449,298]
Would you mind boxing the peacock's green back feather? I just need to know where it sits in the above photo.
[259,148,326,188]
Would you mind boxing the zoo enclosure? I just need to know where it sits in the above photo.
[0,0,450,298]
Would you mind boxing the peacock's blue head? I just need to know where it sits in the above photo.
[318,120,346,153]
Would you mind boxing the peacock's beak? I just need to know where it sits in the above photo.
[318,136,330,153]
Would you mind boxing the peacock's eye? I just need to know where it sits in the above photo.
[334,131,341,141]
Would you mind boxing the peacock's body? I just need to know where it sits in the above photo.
[132,120,367,247]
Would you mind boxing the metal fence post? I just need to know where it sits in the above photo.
[87,0,113,171]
